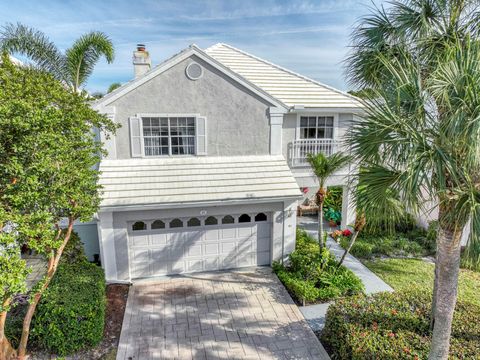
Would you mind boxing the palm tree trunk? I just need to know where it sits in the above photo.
[428,225,463,360]
[338,214,365,267]
[17,219,74,359]
[318,204,324,252]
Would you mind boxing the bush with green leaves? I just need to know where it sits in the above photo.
[339,224,434,259]
[29,262,106,355]
[323,186,343,212]
[273,230,363,305]
[321,289,480,359]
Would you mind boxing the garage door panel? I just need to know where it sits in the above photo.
[204,229,219,241]
[131,235,148,247]
[128,213,272,278]
[221,241,236,255]
[150,233,167,245]
[204,243,219,256]
[187,244,202,257]
[221,228,236,239]
[238,226,254,237]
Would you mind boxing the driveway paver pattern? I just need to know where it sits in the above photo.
[117,267,329,360]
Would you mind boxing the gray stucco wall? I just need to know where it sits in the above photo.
[107,55,272,159]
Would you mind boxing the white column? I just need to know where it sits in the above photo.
[269,107,285,155]
[97,211,118,281]
[341,185,356,229]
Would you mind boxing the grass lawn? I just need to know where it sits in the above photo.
[364,258,480,306]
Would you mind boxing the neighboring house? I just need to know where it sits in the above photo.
[91,43,363,283]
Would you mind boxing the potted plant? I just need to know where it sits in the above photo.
[324,208,341,228]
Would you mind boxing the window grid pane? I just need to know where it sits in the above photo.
[142,117,196,156]
[299,116,334,139]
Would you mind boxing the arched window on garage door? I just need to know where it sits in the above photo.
[187,217,201,227]
[151,220,165,229]
[239,214,251,223]
[205,216,218,225]
[221,215,235,224]
[169,218,183,228]
[132,221,147,231]
[255,213,267,222]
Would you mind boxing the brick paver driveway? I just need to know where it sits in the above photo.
[117,267,329,360]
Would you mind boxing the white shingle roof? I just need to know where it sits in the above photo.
[205,43,361,109]
[99,156,301,208]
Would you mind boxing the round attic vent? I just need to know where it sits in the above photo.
[185,62,203,80]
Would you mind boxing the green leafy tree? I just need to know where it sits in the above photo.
[306,152,351,253]
[0,55,117,359]
[0,23,114,92]
[345,1,480,358]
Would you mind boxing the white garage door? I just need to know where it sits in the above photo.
[127,212,271,279]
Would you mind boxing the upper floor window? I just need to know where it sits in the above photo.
[142,117,195,156]
[300,116,333,139]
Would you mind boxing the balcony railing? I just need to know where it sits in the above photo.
[289,139,339,167]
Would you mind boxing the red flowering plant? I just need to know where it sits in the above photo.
[342,229,353,237]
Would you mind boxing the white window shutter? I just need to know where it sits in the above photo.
[196,116,207,155]
[129,116,143,157]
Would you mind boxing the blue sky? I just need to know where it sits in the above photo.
[2,0,381,93]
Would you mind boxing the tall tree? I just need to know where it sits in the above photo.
[345,1,480,358]
[0,55,117,359]
[306,152,351,253]
[0,23,114,92]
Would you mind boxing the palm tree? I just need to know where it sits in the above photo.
[107,82,122,93]
[338,167,406,267]
[0,23,114,92]
[306,152,351,253]
[345,1,480,358]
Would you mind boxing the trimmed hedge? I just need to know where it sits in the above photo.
[30,262,106,355]
[321,289,480,359]
[273,230,364,304]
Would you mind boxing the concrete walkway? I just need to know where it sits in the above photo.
[117,267,329,360]
[297,216,393,331]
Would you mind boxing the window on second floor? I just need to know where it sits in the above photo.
[299,116,334,139]
[142,117,195,156]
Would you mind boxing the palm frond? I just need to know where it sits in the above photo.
[0,22,66,81]
[65,31,114,90]
[306,152,351,188]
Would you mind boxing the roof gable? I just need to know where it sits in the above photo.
[92,45,287,111]
[205,43,362,109]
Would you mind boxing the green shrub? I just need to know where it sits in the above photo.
[30,262,106,355]
[274,230,364,304]
[323,186,343,212]
[321,289,480,359]
[345,226,434,259]
[59,230,88,265]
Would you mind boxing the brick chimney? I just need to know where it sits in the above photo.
[133,44,151,78]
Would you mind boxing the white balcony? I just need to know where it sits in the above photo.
[289,139,339,167]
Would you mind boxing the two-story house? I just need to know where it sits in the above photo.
[91,43,362,283]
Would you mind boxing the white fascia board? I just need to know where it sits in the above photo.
[289,107,365,114]
[92,46,288,111]
[99,195,302,213]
